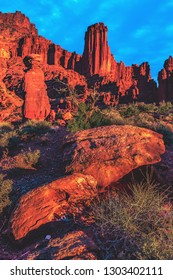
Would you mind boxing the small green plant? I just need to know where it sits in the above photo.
[92,174,173,260]
[102,109,127,125]
[119,103,140,118]
[19,120,52,139]
[157,102,173,115]
[67,90,114,132]
[137,103,157,113]
[135,113,157,130]
[67,102,112,132]
[14,149,40,169]
[0,173,13,215]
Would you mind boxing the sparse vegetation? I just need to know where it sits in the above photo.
[67,98,173,146]
[0,120,53,156]
[92,174,173,260]
[157,102,173,115]
[0,173,13,215]
[0,130,19,149]
[19,120,52,139]
[119,103,140,118]
[14,149,40,169]
[67,92,112,132]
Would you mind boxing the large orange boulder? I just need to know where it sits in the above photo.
[11,173,97,240]
[63,125,165,188]
[23,54,50,120]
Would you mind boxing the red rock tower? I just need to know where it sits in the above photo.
[81,23,114,76]
[158,56,173,102]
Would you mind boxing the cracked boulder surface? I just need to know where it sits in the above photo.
[20,230,98,260]
[63,125,165,189]
[10,173,97,240]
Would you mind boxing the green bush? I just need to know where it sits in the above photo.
[119,104,140,118]
[102,109,127,125]
[19,120,52,138]
[67,102,112,132]
[92,175,173,260]
[0,174,13,215]
[137,103,157,113]
[157,102,173,115]
[135,113,157,130]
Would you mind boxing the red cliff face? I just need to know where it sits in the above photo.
[79,23,157,103]
[81,23,116,76]
[0,11,169,122]
[0,11,81,70]
[158,56,173,102]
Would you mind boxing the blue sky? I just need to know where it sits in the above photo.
[1,0,173,81]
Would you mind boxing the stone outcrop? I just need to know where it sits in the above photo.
[0,11,172,122]
[11,173,97,240]
[80,23,157,103]
[23,231,98,260]
[158,56,173,102]
[0,80,23,122]
[23,54,50,120]
[81,23,116,76]
[0,11,80,69]
[63,125,165,189]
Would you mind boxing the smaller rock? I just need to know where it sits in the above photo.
[25,230,98,260]
[11,173,97,240]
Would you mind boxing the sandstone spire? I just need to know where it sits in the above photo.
[81,23,114,76]
[158,56,173,102]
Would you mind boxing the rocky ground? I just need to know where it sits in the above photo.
[0,124,173,260]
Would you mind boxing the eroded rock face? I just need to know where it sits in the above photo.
[0,11,172,120]
[23,54,50,120]
[25,230,98,260]
[63,125,165,189]
[80,23,157,103]
[81,23,116,76]
[0,80,23,122]
[158,56,173,102]
[11,173,97,240]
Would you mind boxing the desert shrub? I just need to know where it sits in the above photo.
[119,104,140,118]
[137,103,157,113]
[19,120,52,139]
[67,103,91,132]
[157,102,173,115]
[135,113,157,130]
[89,111,112,128]
[0,122,14,134]
[92,175,173,260]
[0,173,13,215]
[67,102,112,132]
[0,130,19,149]
[14,149,40,169]
[102,109,127,125]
